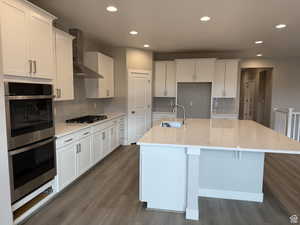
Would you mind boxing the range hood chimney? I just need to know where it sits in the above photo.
[69,28,103,79]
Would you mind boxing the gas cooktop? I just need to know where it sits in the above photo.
[66,115,108,124]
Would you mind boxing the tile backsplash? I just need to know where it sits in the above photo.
[152,97,175,112]
[212,98,237,114]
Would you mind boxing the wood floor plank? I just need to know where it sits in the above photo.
[23,146,297,225]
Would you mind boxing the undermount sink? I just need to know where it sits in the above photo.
[160,121,183,128]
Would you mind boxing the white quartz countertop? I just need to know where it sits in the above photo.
[138,118,300,154]
[55,113,125,138]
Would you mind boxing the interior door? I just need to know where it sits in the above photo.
[128,70,152,144]
[1,0,30,77]
[29,11,54,79]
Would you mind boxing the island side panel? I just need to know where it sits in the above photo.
[139,145,187,211]
[198,149,265,202]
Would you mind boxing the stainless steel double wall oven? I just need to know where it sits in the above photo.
[5,82,56,203]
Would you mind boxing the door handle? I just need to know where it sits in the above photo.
[29,60,33,74]
[33,60,37,74]
[131,111,135,114]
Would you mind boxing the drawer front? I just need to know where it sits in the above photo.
[56,133,79,149]
[77,128,92,139]
[92,120,115,133]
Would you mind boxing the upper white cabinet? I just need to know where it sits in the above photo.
[212,60,239,98]
[175,58,216,83]
[53,29,74,101]
[154,61,176,97]
[84,52,114,98]
[0,0,56,79]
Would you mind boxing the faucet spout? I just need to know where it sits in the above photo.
[172,104,186,125]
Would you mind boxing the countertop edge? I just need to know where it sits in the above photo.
[55,113,126,138]
[137,142,300,155]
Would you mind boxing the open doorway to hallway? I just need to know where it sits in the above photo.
[239,68,273,127]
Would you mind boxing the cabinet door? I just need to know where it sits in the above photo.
[224,60,239,98]
[213,61,226,97]
[29,11,54,79]
[175,59,196,82]
[166,61,176,97]
[77,136,92,176]
[154,61,166,97]
[1,0,30,77]
[99,53,114,98]
[57,144,77,191]
[54,29,74,101]
[102,129,110,157]
[110,124,118,151]
[92,131,103,164]
[196,59,215,82]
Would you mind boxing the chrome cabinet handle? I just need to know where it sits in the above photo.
[64,138,73,143]
[76,144,79,153]
[33,60,37,74]
[58,89,62,98]
[106,89,109,97]
[83,132,90,136]
[102,132,105,140]
[131,111,135,114]
[56,88,59,98]
[29,60,33,74]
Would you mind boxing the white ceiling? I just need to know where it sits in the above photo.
[31,0,300,57]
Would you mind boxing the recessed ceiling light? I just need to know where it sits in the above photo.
[256,53,263,57]
[275,24,287,29]
[106,5,118,12]
[200,16,211,22]
[144,44,150,48]
[255,41,264,44]
[129,30,138,35]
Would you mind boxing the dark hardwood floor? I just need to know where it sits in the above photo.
[23,145,298,225]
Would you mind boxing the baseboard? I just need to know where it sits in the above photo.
[199,188,264,202]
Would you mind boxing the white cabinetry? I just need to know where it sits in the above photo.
[85,52,114,98]
[76,135,92,176]
[53,29,74,101]
[56,116,125,192]
[57,144,77,190]
[92,131,104,164]
[212,60,239,98]
[175,59,215,83]
[154,61,176,97]
[0,0,56,79]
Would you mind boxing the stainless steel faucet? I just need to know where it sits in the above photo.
[172,104,186,125]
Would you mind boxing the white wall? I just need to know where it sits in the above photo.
[0,15,14,225]
[241,58,300,111]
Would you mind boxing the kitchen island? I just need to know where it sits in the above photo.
[137,119,300,220]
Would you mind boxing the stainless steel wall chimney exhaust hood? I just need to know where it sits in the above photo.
[69,28,103,79]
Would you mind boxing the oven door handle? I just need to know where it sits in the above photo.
[9,138,55,156]
[6,95,55,100]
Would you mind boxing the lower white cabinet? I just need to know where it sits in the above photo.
[76,136,92,176]
[101,129,110,158]
[57,144,77,190]
[56,116,125,192]
[92,131,104,164]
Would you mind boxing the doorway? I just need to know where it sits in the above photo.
[239,68,273,127]
[127,70,152,144]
